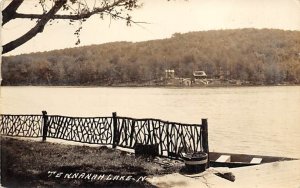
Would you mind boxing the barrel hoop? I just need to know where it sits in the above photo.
[184,158,208,165]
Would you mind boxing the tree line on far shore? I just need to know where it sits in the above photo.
[2,28,300,86]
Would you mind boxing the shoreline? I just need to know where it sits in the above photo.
[1,83,300,89]
[2,137,300,188]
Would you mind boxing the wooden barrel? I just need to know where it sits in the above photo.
[182,152,208,173]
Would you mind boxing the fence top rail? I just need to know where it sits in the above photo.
[0,113,203,127]
[48,115,112,119]
[117,116,203,127]
[0,114,42,117]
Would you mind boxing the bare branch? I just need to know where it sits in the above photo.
[12,0,130,21]
[13,10,149,25]
[103,10,150,25]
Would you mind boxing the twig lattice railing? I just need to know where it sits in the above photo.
[0,112,208,159]
[0,115,42,137]
[47,115,113,145]
[115,117,205,157]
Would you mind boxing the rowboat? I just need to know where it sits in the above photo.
[209,152,296,168]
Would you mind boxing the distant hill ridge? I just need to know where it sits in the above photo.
[2,28,300,86]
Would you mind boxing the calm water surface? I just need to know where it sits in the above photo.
[1,86,300,158]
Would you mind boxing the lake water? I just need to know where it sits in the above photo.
[1,86,300,158]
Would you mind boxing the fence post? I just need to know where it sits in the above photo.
[112,112,118,148]
[42,111,48,142]
[129,120,135,147]
[166,122,170,154]
[201,118,209,168]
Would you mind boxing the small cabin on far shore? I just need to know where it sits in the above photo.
[193,71,207,79]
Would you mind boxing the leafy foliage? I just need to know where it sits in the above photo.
[2,29,300,86]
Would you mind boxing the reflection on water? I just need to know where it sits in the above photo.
[1,86,300,158]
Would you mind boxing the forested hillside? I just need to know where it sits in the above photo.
[2,28,300,86]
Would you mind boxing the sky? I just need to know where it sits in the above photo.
[1,0,300,56]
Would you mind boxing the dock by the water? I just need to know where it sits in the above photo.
[149,159,300,188]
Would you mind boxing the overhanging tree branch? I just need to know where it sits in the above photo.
[2,0,67,54]
[2,0,143,54]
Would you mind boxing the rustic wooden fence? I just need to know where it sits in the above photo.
[0,112,208,159]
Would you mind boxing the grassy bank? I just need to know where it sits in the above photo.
[0,137,181,187]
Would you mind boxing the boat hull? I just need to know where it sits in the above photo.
[209,152,296,168]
